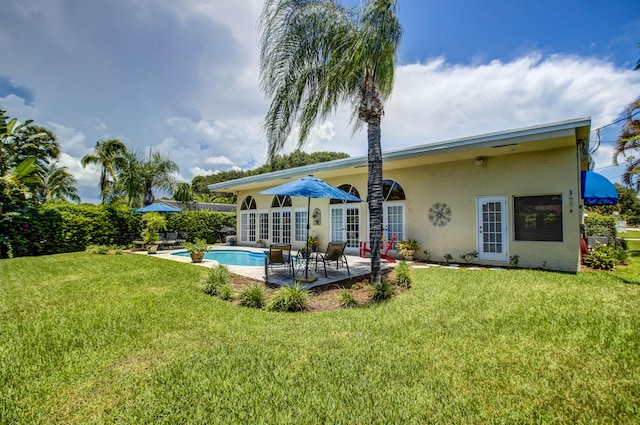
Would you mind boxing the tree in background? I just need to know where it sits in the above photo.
[614,183,640,227]
[259,0,402,284]
[1,110,35,175]
[81,139,127,203]
[38,162,80,203]
[191,150,349,201]
[13,125,60,170]
[114,148,178,207]
[173,182,194,203]
[1,110,78,204]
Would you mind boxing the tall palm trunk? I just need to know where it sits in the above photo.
[362,71,385,284]
[367,118,383,284]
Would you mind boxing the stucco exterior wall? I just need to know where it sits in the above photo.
[236,145,581,273]
[385,146,581,272]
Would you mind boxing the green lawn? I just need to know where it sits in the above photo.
[1,252,639,424]
[618,229,640,239]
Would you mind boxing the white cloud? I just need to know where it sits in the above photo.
[381,55,640,149]
[46,121,87,157]
[190,166,217,177]
[205,156,234,165]
[0,94,38,122]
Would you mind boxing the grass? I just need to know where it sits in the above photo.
[1,252,640,423]
[618,228,640,239]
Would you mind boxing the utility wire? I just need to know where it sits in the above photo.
[591,109,640,155]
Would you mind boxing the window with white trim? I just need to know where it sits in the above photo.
[258,210,269,242]
[271,195,292,244]
[294,208,308,243]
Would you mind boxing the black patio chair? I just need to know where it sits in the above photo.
[315,242,350,278]
[264,244,293,284]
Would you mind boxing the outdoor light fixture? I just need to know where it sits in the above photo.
[569,189,574,212]
[474,157,487,167]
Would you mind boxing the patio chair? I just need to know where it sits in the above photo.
[176,232,187,248]
[315,242,350,278]
[165,232,178,246]
[359,233,398,263]
[264,244,293,284]
[158,232,178,249]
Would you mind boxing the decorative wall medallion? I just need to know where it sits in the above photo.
[428,202,452,227]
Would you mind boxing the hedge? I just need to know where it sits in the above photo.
[584,213,617,238]
[0,203,235,258]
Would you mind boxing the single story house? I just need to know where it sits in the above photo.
[208,117,614,273]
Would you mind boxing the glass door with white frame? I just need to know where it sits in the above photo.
[330,205,360,250]
[383,201,404,249]
[476,195,509,262]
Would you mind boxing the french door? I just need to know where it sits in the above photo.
[383,202,404,249]
[476,196,509,262]
[329,205,360,250]
[271,209,291,244]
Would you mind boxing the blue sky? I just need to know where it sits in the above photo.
[1,0,639,203]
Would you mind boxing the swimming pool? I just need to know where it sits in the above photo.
[172,249,265,266]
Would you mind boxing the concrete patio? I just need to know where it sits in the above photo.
[133,244,396,289]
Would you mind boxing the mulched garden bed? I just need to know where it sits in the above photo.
[227,269,402,312]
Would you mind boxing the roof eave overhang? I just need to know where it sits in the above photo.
[208,117,591,193]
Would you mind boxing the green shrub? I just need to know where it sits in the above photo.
[202,265,231,296]
[218,283,235,301]
[372,282,396,301]
[583,245,617,270]
[585,214,617,238]
[267,284,309,312]
[239,285,266,308]
[86,244,111,255]
[1,201,235,258]
[394,261,412,288]
[614,247,629,265]
[338,290,357,308]
[166,210,236,243]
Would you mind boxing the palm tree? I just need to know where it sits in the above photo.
[3,157,40,188]
[613,98,640,189]
[14,125,60,168]
[613,45,640,188]
[81,139,128,203]
[0,110,39,175]
[173,182,195,209]
[114,149,178,207]
[140,150,178,206]
[173,182,194,203]
[38,162,81,203]
[259,0,402,284]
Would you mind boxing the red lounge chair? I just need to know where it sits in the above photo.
[359,233,398,263]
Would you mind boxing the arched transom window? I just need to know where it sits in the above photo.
[383,179,406,201]
[330,184,361,204]
[271,195,292,208]
[241,196,257,210]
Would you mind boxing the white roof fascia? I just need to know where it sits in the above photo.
[208,117,591,192]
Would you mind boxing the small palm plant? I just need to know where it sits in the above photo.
[141,212,167,253]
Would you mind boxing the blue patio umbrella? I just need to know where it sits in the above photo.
[133,201,182,213]
[258,175,362,280]
[581,170,618,206]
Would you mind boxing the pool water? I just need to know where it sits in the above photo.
[172,249,265,266]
